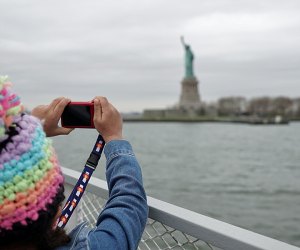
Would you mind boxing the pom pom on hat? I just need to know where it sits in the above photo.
[0,76,23,142]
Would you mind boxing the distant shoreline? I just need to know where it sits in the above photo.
[123,117,300,124]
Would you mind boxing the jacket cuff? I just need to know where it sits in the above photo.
[104,140,134,162]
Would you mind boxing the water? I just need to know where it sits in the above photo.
[53,122,300,247]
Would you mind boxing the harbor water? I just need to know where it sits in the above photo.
[53,122,300,247]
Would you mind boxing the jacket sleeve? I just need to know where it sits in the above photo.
[87,140,148,250]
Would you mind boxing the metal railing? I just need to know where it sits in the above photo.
[62,167,300,250]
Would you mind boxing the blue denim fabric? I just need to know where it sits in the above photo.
[56,140,148,250]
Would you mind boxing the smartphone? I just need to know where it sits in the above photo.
[61,102,94,128]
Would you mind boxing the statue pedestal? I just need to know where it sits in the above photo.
[179,77,201,110]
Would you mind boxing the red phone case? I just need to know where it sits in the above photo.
[61,102,95,128]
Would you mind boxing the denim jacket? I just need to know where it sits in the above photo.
[56,140,148,250]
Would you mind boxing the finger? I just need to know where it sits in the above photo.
[53,98,70,115]
[96,97,109,110]
[93,96,106,102]
[94,96,109,110]
[93,98,102,121]
[47,98,70,126]
[49,97,64,111]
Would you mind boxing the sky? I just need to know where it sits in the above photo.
[0,0,300,112]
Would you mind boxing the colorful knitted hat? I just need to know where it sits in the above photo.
[0,76,64,231]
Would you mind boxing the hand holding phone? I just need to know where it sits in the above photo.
[61,102,95,128]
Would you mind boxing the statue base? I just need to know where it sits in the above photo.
[179,76,201,110]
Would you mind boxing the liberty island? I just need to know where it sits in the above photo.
[123,38,300,123]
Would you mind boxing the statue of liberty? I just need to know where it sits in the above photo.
[178,36,201,111]
[180,36,194,78]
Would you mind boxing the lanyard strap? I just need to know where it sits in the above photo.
[57,134,105,229]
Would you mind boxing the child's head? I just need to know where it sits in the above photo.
[0,76,69,249]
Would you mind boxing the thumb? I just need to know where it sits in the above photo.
[55,127,74,136]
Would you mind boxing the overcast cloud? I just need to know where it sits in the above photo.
[0,0,300,111]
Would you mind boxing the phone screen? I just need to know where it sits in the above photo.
[62,104,92,127]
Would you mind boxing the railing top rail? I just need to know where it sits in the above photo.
[62,167,300,250]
